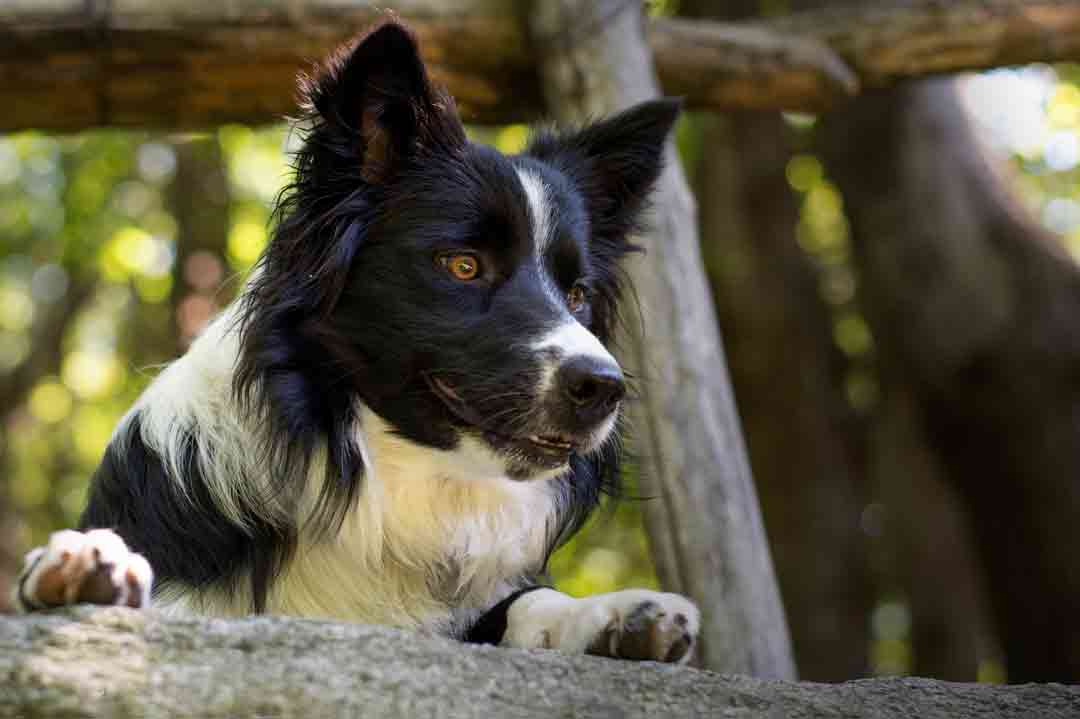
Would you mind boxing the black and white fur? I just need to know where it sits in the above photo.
[15,21,698,662]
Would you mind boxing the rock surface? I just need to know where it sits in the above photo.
[0,607,1077,718]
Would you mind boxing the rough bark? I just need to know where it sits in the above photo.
[772,0,1080,88]
[822,78,1080,682]
[0,0,851,131]
[6,0,1080,130]
[526,0,795,679]
[1,608,1077,719]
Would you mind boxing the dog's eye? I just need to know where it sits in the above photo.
[438,254,481,281]
[567,284,588,313]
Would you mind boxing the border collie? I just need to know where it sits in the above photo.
[13,20,699,663]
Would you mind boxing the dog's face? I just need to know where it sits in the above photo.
[336,149,629,480]
[240,22,678,482]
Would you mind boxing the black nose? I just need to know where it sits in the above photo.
[558,356,626,421]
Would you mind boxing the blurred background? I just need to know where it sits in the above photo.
[3,2,1080,687]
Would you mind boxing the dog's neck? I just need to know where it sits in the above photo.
[277,407,558,630]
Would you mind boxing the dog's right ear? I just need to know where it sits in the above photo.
[302,20,466,183]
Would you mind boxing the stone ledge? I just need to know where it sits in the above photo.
[0,607,1076,718]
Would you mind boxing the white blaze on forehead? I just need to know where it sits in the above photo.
[517,167,570,306]
[517,168,614,370]
[516,168,554,254]
[532,319,617,367]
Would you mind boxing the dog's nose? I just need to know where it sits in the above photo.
[558,356,626,421]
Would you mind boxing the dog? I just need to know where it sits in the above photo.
[12,19,699,663]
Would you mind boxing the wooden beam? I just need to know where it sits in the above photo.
[0,1,543,130]
[771,0,1080,88]
[648,17,857,113]
[2,1,1080,131]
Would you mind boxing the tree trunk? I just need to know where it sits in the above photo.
[0,495,19,613]
[3,608,1078,719]
[691,111,874,680]
[867,386,999,680]
[168,136,231,352]
[680,0,874,682]
[526,0,795,679]
[822,78,1080,682]
[789,0,998,682]
[0,278,96,611]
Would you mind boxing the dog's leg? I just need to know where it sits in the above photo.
[474,587,699,663]
[11,529,153,612]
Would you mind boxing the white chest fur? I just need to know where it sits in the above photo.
[265,409,559,632]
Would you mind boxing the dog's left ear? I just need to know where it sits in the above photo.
[528,98,682,239]
[303,19,466,183]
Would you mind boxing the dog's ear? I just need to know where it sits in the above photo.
[303,20,466,182]
[528,98,681,239]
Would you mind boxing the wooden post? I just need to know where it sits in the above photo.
[527,0,796,678]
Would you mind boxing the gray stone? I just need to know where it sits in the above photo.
[1,607,1077,718]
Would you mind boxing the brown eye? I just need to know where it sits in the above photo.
[567,284,587,313]
[439,254,481,281]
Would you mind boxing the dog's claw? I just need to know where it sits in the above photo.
[587,597,697,663]
[13,529,153,612]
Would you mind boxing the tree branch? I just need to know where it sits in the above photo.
[1,608,1077,718]
[4,1,1080,131]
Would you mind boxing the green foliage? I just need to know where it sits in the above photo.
[549,468,660,596]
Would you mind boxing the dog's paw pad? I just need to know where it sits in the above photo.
[15,529,153,611]
[586,592,699,664]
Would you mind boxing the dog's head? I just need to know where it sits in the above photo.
[237,21,678,488]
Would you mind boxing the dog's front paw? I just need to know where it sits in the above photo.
[13,529,153,612]
[584,591,699,663]
[503,588,699,664]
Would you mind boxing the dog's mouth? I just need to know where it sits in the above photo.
[425,374,575,469]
